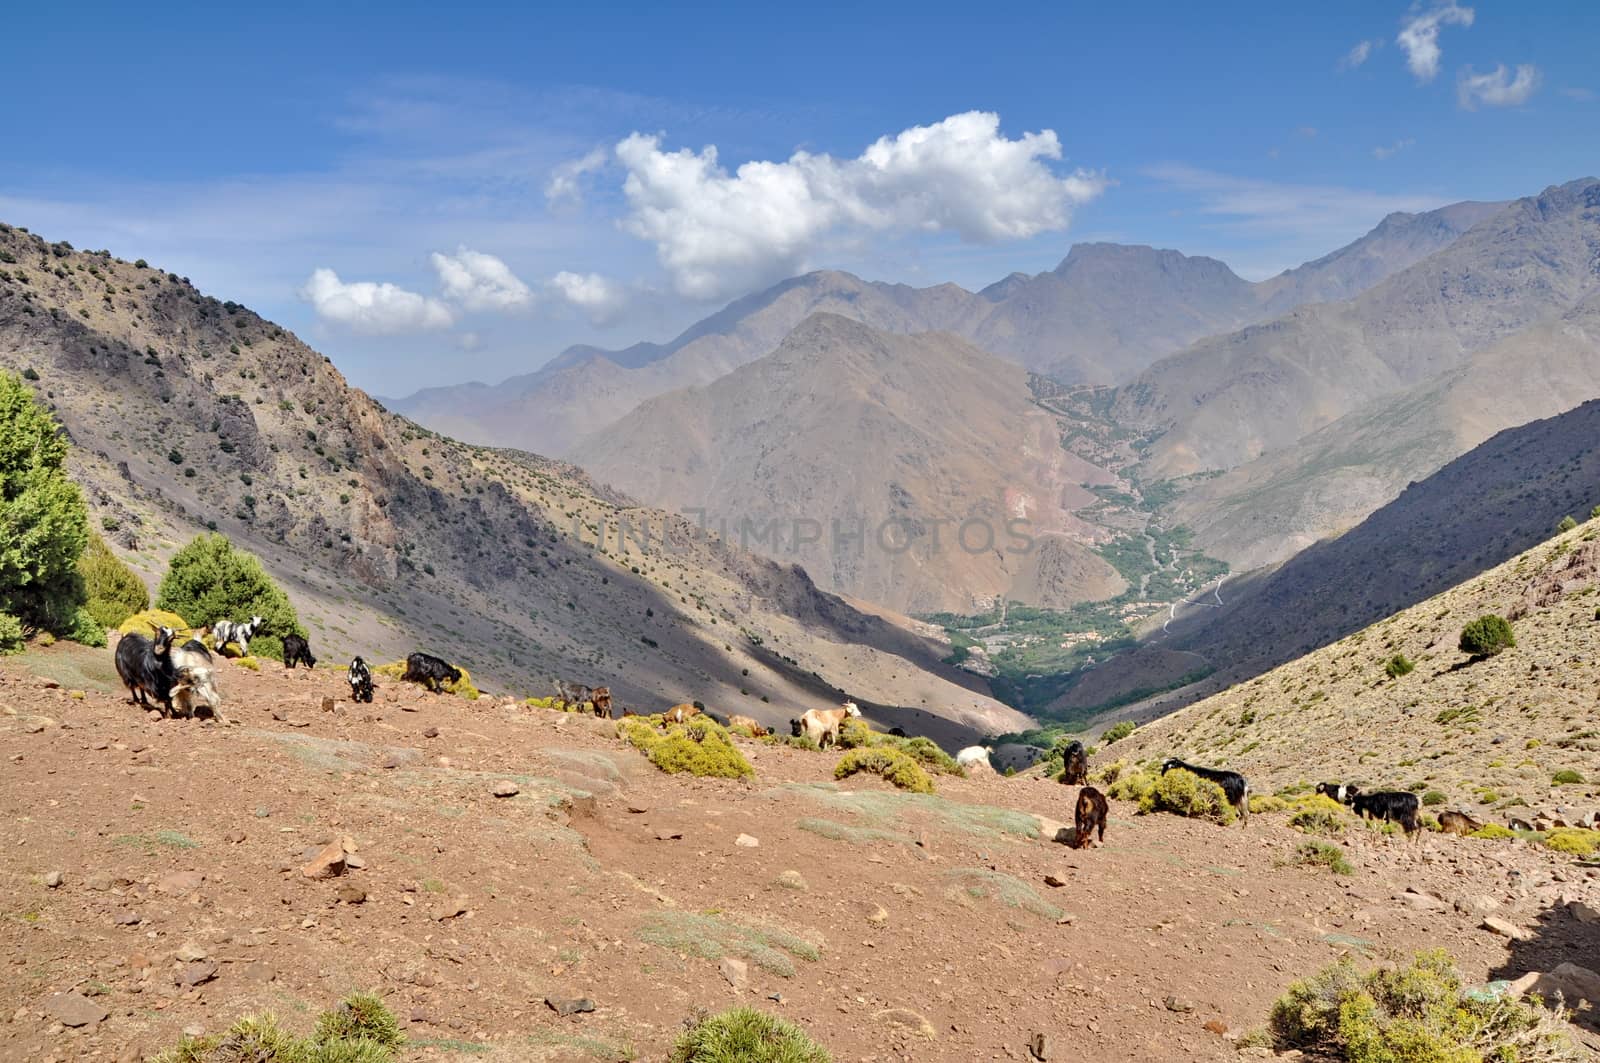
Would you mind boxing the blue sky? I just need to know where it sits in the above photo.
[3,1,1596,395]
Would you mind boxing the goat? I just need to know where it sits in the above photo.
[1437,811,1483,836]
[955,746,993,772]
[212,615,265,656]
[347,656,374,703]
[168,638,222,720]
[1160,758,1250,823]
[115,627,178,715]
[554,679,605,713]
[1074,786,1109,849]
[1349,790,1421,836]
[789,718,803,737]
[402,651,461,693]
[1506,816,1534,832]
[1059,741,1089,786]
[664,703,702,725]
[799,701,862,749]
[1315,782,1362,804]
[728,714,770,737]
[281,634,316,670]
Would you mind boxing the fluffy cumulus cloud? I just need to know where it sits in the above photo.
[544,147,609,206]
[548,271,625,322]
[1458,64,1542,109]
[1396,2,1474,82]
[430,246,533,310]
[299,268,454,333]
[613,111,1105,299]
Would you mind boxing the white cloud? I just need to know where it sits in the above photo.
[549,271,625,323]
[430,246,533,310]
[1396,2,1474,82]
[1373,138,1416,160]
[1339,40,1379,70]
[544,147,610,206]
[299,268,454,333]
[614,111,1105,299]
[1458,64,1542,109]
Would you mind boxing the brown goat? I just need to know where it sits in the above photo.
[663,703,702,725]
[589,686,613,718]
[727,714,770,737]
[1438,811,1484,836]
[1059,740,1089,786]
[1074,786,1109,849]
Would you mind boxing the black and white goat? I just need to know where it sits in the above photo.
[1160,758,1250,824]
[115,626,178,715]
[347,656,374,703]
[1315,782,1362,804]
[169,638,223,720]
[212,615,265,656]
[1349,790,1422,837]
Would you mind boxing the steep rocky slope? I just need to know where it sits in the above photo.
[0,222,1024,738]
[571,313,1124,614]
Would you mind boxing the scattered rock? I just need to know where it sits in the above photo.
[1164,995,1194,1013]
[874,1008,937,1040]
[44,870,64,889]
[300,840,346,880]
[320,697,336,713]
[866,905,889,927]
[336,883,367,905]
[626,804,649,814]
[422,727,439,739]
[223,829,246,845]
[85,872,114,892]
[113,912,141,926]
[22,716,53,734]
[735,833,759,848]
[1570,900,1600,925]
[178,960,219,987]
[156,871,204,896]
[432,898,468,921]
[343,852,368,870]
[1481,916,1532,941]
[175,941,208,963]
[1510,963,1600,1004]
[491,781,520,798]
[545,996,595,1017]
[237,961,275,985]
[720,957,748,988]
[46,991,108,1028]
[1029,1031,1051,1060]
[1043,874,1067,888]
[654,830,683,841]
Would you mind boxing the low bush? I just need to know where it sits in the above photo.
[669,1007,831,1063]
[616,717,754,779]
[1551,769,1585,785]
[78,531,148,630]
[0,612,22,655]
[116,608,191,639]
[1139,768,1235,825]
[1468,823,1516,840]
[878,735,962,776]
[1249,794,1288,814]
[1458,614,1515,659]
[1288,794,1348,836]
[235,656,261,672]
[1382,653,1414,679]
[1421,790,1447,806]
[1100,720,1136,744]
[1292,841,1352,875]
[1268,950,1578,1062]
[1095,760,1156,804]
[372,660,479,699]
[1542,828,1600,858]
[150,992,404,1063]
[834,748,935,793]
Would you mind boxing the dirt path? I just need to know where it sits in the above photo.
[2,647,1595,1062]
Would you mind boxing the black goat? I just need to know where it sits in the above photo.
[115,627,178,715]
[1059,740,1089,786]
[789,718,803,738]
[347,656,374,703]
[402,652,461,692]
[1161,758,1250,823]
[1315,782,1362,804]
[282,634,316,670]
[1350,790,1421,836]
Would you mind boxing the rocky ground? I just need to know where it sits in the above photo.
[2,645,1597,1062]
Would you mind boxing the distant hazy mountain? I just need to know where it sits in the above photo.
[1116,179,1600,479]
[393,200,1493,457]
[570,313,1126,614]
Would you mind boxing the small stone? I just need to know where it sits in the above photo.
[182,1025,204,1039]
[1029,1032,1051,1061]
[47,991,108,1028]
[300,840,346,880]
[178,960,218,987]
[491,781,519,798]
[22,717,52,734]
[432,898,468,921]
[1570,900,1600,925]
[44,870,64,889]
[113,912,141,926]
[777,870,808,890]
[156,871,204,896]
[735,833,759,848]
[720,957,748,988]
[320,697,336,713]
[1482,916,1532,941]
[336,883,367,905]
[544,996,595,1017]
[873,1008,936,1040]
[866,905,889,927]
[223,830,246,845]
[626,804,649,814]
[343,852,367,870]
[175,942,208,963]
[238,961,275,984]
[1164,995,1194,1013]
[1043,874,1067,888]
[655,830,683,841]
[422,727,439,739]
[85,872,114,891]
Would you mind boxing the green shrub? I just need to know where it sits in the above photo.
[889,736,963,775]
[1100,720,1136,744]
[669,1006,830,1063]
[149,992,404,1063]
[235,656,261,672]
[65,608,106,648]
[1249,794,1288,814]
[1292,841,1352,875]
[0,612,22,655]
[0,371,90,638]
[371,659,478,699]
[116,608,191,639]
[1421,790,1446,806]
[836,716,875,749]
[1458,614,1515,658]
[1287,794,1347,836]
[1543,829,1600,857]
[1382,653,1414,679]
[1557,515,1578,533]
[1096,760,1156,803]
[313,993,404,1048]
[1268,949,1578,1062]
[156,533,304,661]
[834,748,935,793]
[78,531,149,629]
[1551,769,1584,785]
[615,717,754,779]
[1469,823,1515,840]
[1139,768,1235,824]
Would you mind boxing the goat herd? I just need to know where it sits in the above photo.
[111,625,1524,850]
